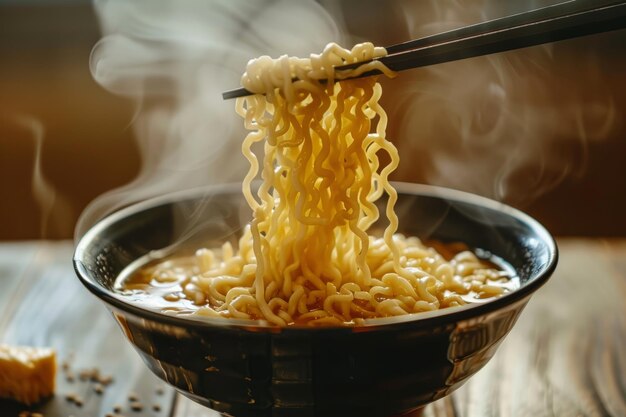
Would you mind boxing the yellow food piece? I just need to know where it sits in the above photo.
[0,344,56,405]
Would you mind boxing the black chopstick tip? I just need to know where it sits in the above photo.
[222,87,252,100]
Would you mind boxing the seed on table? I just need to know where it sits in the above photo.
[90,368,101,382]
[113,404,123,413]
[153,404,161,411]
[99,374,114,385]
[130,401,143,411]
[128,392,139,402]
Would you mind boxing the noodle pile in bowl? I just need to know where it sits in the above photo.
[124,43,513,326]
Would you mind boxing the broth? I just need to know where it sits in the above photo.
[115,241,519,326]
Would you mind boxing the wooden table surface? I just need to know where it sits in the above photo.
[1,239,624,417]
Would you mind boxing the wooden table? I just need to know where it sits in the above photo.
[1,239,624,417]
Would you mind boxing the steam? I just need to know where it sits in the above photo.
[389,0,617,204]
[16,115,74,238]
[78,0,619,239]
[76,0,346,239]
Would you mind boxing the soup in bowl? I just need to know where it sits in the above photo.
[73,182,557,417]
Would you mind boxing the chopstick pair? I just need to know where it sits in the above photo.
[222,0,626,100]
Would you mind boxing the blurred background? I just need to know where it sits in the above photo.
[1,0,625,240]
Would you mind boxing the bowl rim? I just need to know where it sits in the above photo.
[73,182,558,332]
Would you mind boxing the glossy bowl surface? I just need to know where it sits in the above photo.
[74,183,557,417]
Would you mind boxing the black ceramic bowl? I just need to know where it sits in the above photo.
[74,182,557,417]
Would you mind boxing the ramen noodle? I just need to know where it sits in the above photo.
[119,43,515,326]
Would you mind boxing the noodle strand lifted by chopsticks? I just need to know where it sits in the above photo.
[149,43,511,326]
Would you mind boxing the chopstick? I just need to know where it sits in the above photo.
[222,0,626,100]
[382,0,622,55]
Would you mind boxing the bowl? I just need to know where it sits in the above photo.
[73,182,557,417]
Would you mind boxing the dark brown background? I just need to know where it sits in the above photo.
[1,1,625,240]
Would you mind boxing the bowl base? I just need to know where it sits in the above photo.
[213,407,425,417]
[391,406,424,417]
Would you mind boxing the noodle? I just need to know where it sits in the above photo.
[122,43,513,326]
